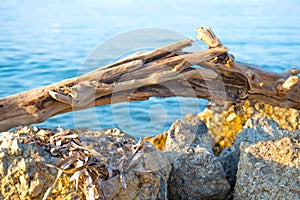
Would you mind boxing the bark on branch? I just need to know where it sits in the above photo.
[0,27,299,131]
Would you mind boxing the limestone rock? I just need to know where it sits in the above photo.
[0,128,82,199]
[197,100,300,154]
[103,168,170,200]
[218,116,290,188]
[234,131,300,199]
[165,118,231,199]
[0,126,171,200]
[100,142,171,200]
[165,117,211,153]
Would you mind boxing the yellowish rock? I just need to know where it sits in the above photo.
[144,100,300,155]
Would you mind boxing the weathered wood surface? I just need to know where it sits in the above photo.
[0,27,299,132]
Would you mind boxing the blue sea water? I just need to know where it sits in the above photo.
[0,0,300,137]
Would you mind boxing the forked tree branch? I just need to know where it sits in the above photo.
[0,27,299,131]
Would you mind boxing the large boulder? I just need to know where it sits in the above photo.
[0,127,171,199]
[218,116,290,188]
[234,130,300,199]
[165,118,231,200]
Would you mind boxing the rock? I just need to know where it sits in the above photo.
[78,128,171,200]
[197,100,300,154]
[0,128,81,199]
[165,117,212,153]
[100,142,171,200]
[165,117,231,200]
[102,169,170,200]
[234,130,300,199]
[218,116,290,188]
[0,126,171,199]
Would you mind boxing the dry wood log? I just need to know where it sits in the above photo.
[0,27,299,132]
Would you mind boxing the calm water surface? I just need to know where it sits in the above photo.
[1,0,300,137]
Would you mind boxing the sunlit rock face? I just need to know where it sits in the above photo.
[234,131,300,199]
[197,101,300,154]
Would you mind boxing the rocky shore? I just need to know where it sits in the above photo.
[0,103,299,199]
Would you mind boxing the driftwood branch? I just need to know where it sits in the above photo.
[0,27,299,131]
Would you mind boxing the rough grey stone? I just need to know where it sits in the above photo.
[165,118,231,200]
[218,116,290,188]
[234,131,300,199]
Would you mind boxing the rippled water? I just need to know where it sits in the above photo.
[1,0,300,137]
